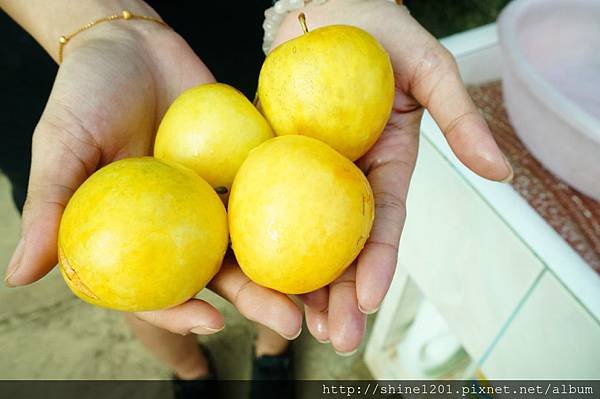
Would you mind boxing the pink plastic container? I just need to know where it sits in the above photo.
[498,0,600,200]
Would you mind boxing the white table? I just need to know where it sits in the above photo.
[365,24,600,380]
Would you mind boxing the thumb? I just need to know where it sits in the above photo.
[4,110,100,287]
[407,40,513,182]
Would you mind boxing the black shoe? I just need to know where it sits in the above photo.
[250,345,295,399]
[172,343,218,399]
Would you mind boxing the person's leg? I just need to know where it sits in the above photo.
[124,313,210,379]
[254,323,292,356]
[251,323,295,399]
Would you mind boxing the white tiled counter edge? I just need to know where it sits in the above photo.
[365,24,600,380]
[431,23,600,324]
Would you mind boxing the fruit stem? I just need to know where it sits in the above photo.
[298,12,309,34]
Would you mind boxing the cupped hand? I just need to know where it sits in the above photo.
[273,0,512,353]
[3,21,302,339]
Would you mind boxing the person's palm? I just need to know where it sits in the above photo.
[6,24,212,284]
[50,30,206,172]
[5,24,303,338]
[273,0,512,353]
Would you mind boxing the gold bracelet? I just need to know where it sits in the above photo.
[58,10,167,63]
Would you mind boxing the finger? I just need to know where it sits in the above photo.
[304,305,329,343]
[209,257,303,340]
[4,107,101,287]
[297,286,328,311]
[298,287,330,343]
[134,298,224,335]
[328,265,366,355]
[355,109,419,314]
[408,38,512,182]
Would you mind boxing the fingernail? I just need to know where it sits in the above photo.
[190,325,224,335]
[500,154,514,184]
[4,239,25,287]
[313,314,329,336]
[317,338,330,344]
[358,303,380,315]
[281,327,302,340]
[335,348,358,357]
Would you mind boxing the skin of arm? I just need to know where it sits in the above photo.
[1,0,161,62]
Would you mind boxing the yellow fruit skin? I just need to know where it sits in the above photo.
[154,83,274,194]
[58,157,229,312]
[229,136,374,294]
[258,25,395,161]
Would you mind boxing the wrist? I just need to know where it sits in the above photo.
[272,0,407,50]
[2,0,164,62]
[59,8,170,64]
